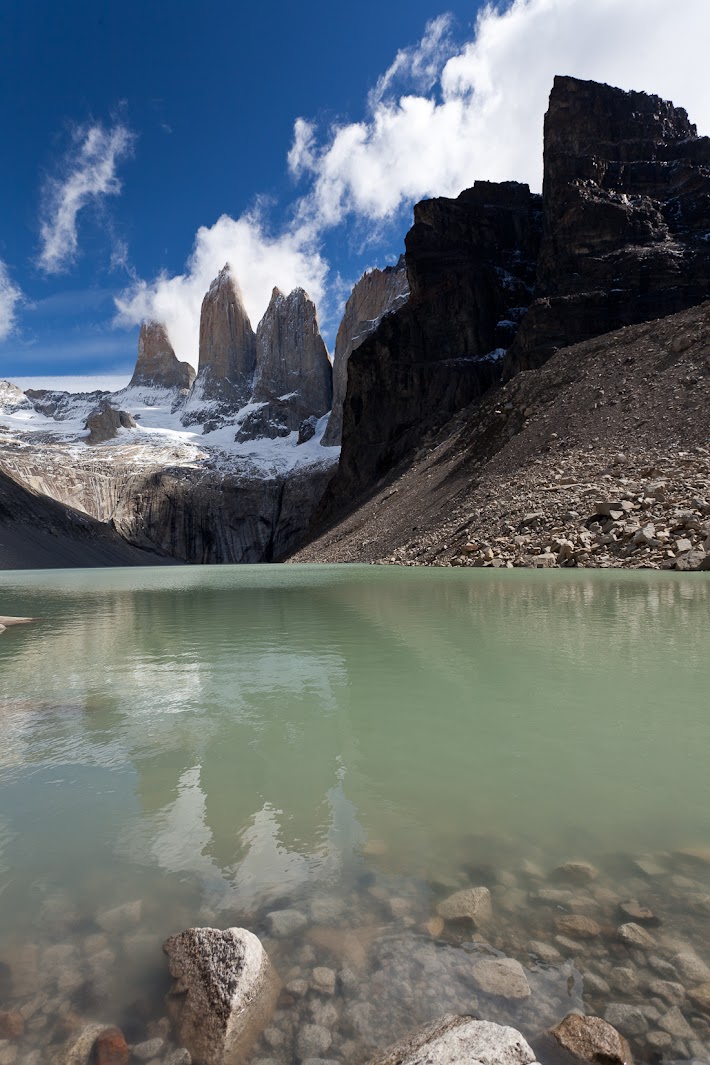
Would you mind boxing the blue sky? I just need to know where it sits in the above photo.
[1,0,709,382]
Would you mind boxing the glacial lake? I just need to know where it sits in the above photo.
[1,565,709,1063]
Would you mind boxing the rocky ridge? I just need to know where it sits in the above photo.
[290,301,710,569]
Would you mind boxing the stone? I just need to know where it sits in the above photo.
[0,1016,22,1041]
[582,970,611,996]
[296,1025,332,1060]
[688,983,710,1012]
[546,1012,632,1065]
[649,981,686,1006]
[618,923,656,950]
[632,856,666,877]
[555,915,601,939]
[423,917,445,938]
[267,909,308,938]
[195,264,257,411]
[472,958,531,999]
[673,950,710,983]
[163,927,280,1065]
[646,1031,672,1051]
[618,899,659,926]
[84,402,137,445]
[129,320,195,391]
[436,886,492,926]
[312,967,336,995]
[609,967,638,994]
[364,1015,539,1065]
[527,940,562,964]
[164,1052,192,1065]
[323,257,409,446]
[132,1039,165,1060]
[96,899,142,934]
[286,979,308,998]
[658,1006,694,1039]
[64,1025,129,1065]
[551,861,599,883]
[604,1004,648,1038]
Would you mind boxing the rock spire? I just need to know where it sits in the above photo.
[129,321,195,391]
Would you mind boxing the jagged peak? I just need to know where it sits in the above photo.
[139,319,174,351]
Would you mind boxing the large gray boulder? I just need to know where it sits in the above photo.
[163,927,280,1065]
[365,1015,539,1065]
[129,321,195,391]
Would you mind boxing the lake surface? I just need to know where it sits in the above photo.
[1,565,709,1063]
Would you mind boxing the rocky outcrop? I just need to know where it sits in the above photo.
[129,321,195,392]
[84,401,137,444]
[322,257,409,447]
[506,76,710,374]
[111,461,337,564]
[0,380,33,414]
[182,265,257,428]
[239,288,332,440]
[331,180,541,499]
[366,1016,540,1065]
[163,927,279,1065]
[0,468,171,570]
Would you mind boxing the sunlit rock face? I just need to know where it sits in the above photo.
[237,287,332,441]
[322,257,409,447]
[505,75,710,374]
[181,265,258,429]
[129,320,195,392]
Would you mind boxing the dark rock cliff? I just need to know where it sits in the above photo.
[334,180,542,498]
[506,76,710,373]
[129,321,195,392]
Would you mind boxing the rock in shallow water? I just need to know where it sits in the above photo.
[365,1015,539,1065]
[473,958,531,1000]
[163,927,280,1065]
[546,1013,632,1065]
[436,887,492,926]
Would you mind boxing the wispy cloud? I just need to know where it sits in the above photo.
[0,259,23,341]
[38,121,135,275]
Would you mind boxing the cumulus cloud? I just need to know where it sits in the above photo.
[115,208,328,365]
[295,0,710,225]
[0,260,23,342]
[38,122,135,274]
[116,0,710,365]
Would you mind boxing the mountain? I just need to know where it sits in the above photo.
[321,257,409,446]
[129,320,195,392]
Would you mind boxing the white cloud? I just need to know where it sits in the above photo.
[116,0,710,366]
[115,208,328,366]
[0,260,22,342]
[38,122,135,274]
[296,0,710,225]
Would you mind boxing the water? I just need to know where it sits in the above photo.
[0,565,709,1062]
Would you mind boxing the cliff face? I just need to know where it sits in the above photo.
[506,76,710,373]
[129,321,195,392]
[333,180,541,499]
[238,288,332,440]
[321,258,409,447]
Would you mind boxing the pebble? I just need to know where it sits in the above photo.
[649,980,686,1006]
[551,860,599,883]
[312,967,336,995]
[604,1003,648,1037]
[528,940,562,964]
[555,915,601,939]
[673,950,710,983]
[436,886,492,926]
[163,1052,191,1065]
[297,1025,332,1059]
[658,1006,694,1039]
[96,900,142,935]
[609,967,638,994]
[472,958,531,999]
[132,1039,165,1060]
[286,979,309,998]
[617,922,656,949]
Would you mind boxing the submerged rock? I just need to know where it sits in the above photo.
[472,958,531,1000]
[163,927,280,1065]
[436,886,492,926]
[546,1013,632,1065]
[64,1024,129,1065]
[365,1015,539,1065]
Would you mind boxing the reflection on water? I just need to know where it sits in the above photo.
[0,566,709,1062]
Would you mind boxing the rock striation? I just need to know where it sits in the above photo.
[322,257,409,447]
[238,287,332,441]
[129,321,195,392]
[163,927,279,1065]
[332,180,541,499]
[506,75,710,374]
[183,265,257,428]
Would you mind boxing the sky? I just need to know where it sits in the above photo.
[1,0,710,384]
